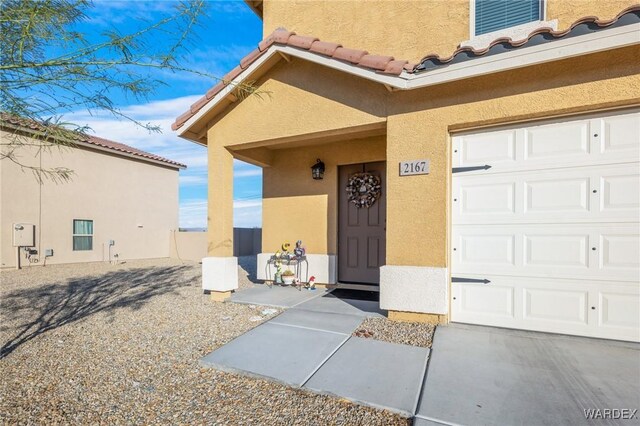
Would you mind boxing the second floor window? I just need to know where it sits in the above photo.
[474,0,543,36]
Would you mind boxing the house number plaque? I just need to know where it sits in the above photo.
[399,159,430,176]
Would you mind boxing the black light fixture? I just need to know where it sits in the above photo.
[311,159,325,180]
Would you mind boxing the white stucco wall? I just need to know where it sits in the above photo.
[0,130,180,268]
[380,265,449,314]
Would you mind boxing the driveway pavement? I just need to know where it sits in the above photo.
[416,324,640,426]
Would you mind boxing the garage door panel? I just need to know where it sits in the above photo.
[600,173,640,212]
[524,234,589,268]
[457,130,517,165]
[452,276,639,340]
[523,288,588,325]
[452,109,640,342]
[524,177,589,213]
[600,233,640,272]
[459,234,515,266]
[456,284,515,318]
[524,120,590,160]
[599,291,640,330]
[452,110,639,175]
[599,111,640,154]
[460,182,515,215]
[453,163,639,224]
[454,224,637,281]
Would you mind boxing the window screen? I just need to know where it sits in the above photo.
[475,0,542,36]
[73,219,93,251]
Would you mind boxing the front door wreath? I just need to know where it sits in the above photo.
[346,172,381,208]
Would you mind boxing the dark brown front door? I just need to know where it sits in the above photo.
[338,162,386,284]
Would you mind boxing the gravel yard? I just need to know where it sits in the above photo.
[0,258,408,425]
[353,318,436,348]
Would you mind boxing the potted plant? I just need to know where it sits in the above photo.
[281,269,295,285]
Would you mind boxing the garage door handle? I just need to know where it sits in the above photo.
[452,277,491,284]
[452,165,492,173]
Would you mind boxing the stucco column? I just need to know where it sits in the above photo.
[379,117,449,322]
[202,134,237,300]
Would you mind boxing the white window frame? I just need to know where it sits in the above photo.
[465,0,556,50]
[72,219,94,251]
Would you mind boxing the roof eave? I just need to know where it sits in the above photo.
[1,122,187,170]
[175,21,640,144]
[244,0,263,20]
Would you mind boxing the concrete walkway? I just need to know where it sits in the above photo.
[202,289,429,416]
[203,286,640,423]
[416,324,640,426]
[230,283,328,308]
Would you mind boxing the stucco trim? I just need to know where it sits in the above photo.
[202,256,239,292]
[380,265,449,315]
[176,22,640,142]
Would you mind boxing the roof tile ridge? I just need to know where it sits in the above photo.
[416,5,640,68]
[85,135,186,167]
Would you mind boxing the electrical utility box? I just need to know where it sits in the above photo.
[12,223,35,247]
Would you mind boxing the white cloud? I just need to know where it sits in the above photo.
[63,95,202,152]
[233,159,262,178]
[233,200,262,209]
[234,200,262,228]
[179,199,207,229]
[234,169,262,178]
[180,175,208,186]
[65,95,263,229]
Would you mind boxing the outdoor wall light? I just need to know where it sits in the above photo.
[311,159,325,180]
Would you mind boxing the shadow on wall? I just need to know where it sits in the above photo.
[0,265,193,359]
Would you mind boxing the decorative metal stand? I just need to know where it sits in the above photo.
[266,255,309,287]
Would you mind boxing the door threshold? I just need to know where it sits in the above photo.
[335,283,380,292]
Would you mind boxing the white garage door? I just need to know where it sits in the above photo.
[451,109,640,342]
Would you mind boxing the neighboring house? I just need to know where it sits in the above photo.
[173,1,640,342]
[1,115,185,268]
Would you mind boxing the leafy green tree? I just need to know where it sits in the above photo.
[0,0,253,182]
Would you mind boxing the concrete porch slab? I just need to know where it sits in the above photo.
[418,324,640,426]
[200,322,348,387]
[412,418,448,426]
[270,308,364,335]
[293,293,386,317]
[304,337,430,416]
[231,284,327,308]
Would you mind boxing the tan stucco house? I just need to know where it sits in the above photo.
[173,1,640,342]
[1,115,185,269]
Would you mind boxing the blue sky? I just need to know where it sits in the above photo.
[64,0,264,228]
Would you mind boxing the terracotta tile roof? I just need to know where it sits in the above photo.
[415,4,640,71]
[171,28,415,130]
[1,113,186,169]
[173,5,639,131]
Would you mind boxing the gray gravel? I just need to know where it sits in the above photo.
[353,317,436,348]
[0,258,408,425]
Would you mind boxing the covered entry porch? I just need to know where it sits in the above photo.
[237,132,388,287]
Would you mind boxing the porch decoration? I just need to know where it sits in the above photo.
[307,276,316,290]
[346,173,381,208]
[281,242,291,254]
[282,269,295,285]
[273,251,283,284]
[294,240,306,257]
